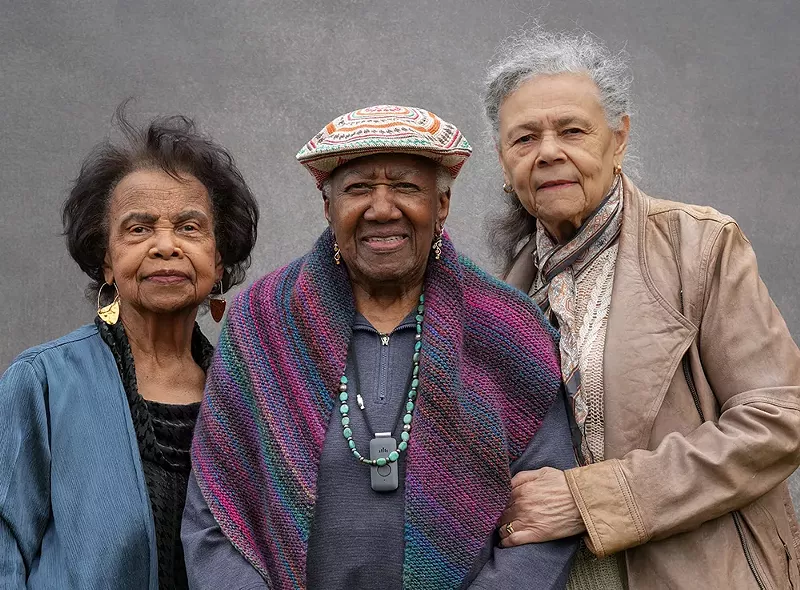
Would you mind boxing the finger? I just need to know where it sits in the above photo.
[506,480,536,505]
[500,530,543,548]
[497,521,516,540]
[505,480,541,510]
[510,469,543,488]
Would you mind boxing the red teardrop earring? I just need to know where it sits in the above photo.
[209,281,226,323]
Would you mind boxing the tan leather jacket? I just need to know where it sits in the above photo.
[505,176,800,589]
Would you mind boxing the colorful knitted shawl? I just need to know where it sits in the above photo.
[192,229,562,589]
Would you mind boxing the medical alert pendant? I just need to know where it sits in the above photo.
[369,433,399,492]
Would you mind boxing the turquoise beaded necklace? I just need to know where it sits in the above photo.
[338,292,424,467]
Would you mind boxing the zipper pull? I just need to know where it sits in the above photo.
[380,333,390,346]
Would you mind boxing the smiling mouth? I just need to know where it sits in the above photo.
[365,236,406,243]
[362,235,409,251]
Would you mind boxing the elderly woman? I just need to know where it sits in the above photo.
[484,27,800,589]
[182,105,578,589]
[0,108,258,588]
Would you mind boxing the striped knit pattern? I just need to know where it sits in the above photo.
[296,105,473,188]
[192,229,562,589]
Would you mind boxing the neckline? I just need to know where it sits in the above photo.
[352,309,417,332]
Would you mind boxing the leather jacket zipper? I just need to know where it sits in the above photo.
[678,288,705,423]
[732,511,767,590]
[682,352,705,422]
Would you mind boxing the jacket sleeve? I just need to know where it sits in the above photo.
[466,394,579,589]
[564,221,800,557]
[0,360,51,585]
[181,471,267,590]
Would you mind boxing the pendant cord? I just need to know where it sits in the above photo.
[337,292,425,467]
[347,339,414,438]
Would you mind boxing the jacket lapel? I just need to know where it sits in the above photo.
[602,178,697,457]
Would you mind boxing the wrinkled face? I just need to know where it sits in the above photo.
[498,73,629,242]
[103,169,222,316]
[324,154,449,290]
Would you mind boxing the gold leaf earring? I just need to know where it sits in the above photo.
[614,163,623,176]
[209,280,226,323]
[97,282,120,325]
[502,182,515,194]
[333,242,341,265]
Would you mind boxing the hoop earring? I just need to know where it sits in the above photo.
[333,242,341,265]
[97,282,120,325]
[432,229,443,261]
[209,280,227,323]
[502,182,515,194]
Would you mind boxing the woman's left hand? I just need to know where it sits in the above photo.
[498,466,586,547]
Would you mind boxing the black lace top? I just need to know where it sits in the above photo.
[96,317,213,590]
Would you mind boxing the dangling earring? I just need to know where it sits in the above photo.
[209,280,226,323]
[432,228,443,260]
[614,163,623,176]
[502,182,515,194]
[333,242,341,265]
[97,282,120,325]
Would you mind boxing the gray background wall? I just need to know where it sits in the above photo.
[1,0,798,487]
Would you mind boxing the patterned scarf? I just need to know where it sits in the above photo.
[531,176,623,465]
[192,229,563,590]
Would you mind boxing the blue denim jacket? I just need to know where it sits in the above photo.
[0,325,157,589]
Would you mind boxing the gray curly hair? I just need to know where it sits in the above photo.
[483,26,633,272]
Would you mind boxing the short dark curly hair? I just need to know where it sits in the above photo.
[62,102,259,299]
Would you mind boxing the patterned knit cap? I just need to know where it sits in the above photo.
[296,105,473,189]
